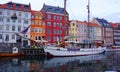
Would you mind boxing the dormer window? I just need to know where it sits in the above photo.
[16,4,21,9]
[55,9,59,13]
[24,5,29,10]
[8,4,13,8]
[48,8,52,11]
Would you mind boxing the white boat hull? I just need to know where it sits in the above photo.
[44,46,106,57]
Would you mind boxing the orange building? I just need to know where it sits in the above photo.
[30,10,45,43]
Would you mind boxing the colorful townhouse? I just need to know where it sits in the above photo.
[40,4,69,44]
[92,18,113,46]
[89,22,102,43]
[69,20,87,43]
[110,22,120,46]
[69,20,103,47]
[31,10,45,43]
[0,2,31,46]
[69,20,79,42]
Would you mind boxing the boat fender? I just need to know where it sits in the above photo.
[57,49,60,50]
[12,47,18,53]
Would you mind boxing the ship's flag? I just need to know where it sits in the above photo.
[57,36,60,46]
[20,25,30,34]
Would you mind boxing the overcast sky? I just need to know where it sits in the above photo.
[1,0,120,22]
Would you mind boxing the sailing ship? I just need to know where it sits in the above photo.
[44,0,106,57]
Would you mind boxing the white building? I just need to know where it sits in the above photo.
[0,1,31,46]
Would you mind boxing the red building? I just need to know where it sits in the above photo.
[41,4,69,44]
[110,22,120,46]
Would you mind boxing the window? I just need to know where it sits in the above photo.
[35,21,39,25]
[24,20,28,24]
[53,22,57,27]
[0,18,3,22]
[31,28,34,32]
[60,16,62,20]
[42,29,45,33]
[12,19,16,23]
[7,10,10,16]
[18,26,21,32]
[25,35,28,37]
[60,30,62,34]
[57,23,59,27]
[24,5,29,10]
[73,23,75,26]
[12,34,15,39]
[60,23,62,27]
[0,10,2,15]
[18,19,21,23]
[47,36,51,41]
[24,13,28,17]
[38,36,41,40]
[35,36,37,40]
[18,12,22,17]
[47,29,51,34]
[35,28,37,32]
[6,18,10,22]
[0,34,2,39]
[54,15,57,20]
[47,14,51,19]
[31,20,34,24]
[8,4,13,8]
[57,16,59,20]
[54,29,57,34]
[36,16,38,18]
[5,34,9,41]
[12,26,15,31]
[32,15,34,18]
[47,22,51,26]
[0,25,2,30]
[16,4,21,9]
[6,25,10,31]
[53,36,56,41]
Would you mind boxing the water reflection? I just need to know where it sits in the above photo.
[0,52,120,72]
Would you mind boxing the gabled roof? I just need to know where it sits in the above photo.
[41,4,68,15]
[0,1,31,12]
[89,22,100,27]
[31,10,43,16]
[95,18,112,28]
[109,22,119,28]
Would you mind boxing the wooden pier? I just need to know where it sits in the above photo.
[21,48,45,56]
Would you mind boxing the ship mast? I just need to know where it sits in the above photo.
[87,0,90,39]
[63,0,67,40]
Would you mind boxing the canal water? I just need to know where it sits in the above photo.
[0,51,120,72]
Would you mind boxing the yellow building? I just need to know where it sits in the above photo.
[69,20,79,41]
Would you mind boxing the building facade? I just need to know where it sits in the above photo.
[110,22,120,46]
[69,20,88,43]
[31,10,45,43]
[0,2,31,46]
[92,18,113,46]
[41,4,69,44]
[89,22,102,43]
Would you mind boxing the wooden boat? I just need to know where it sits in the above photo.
[44,41,106,57]
[0,47,24,57]
[0,52,24,57]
